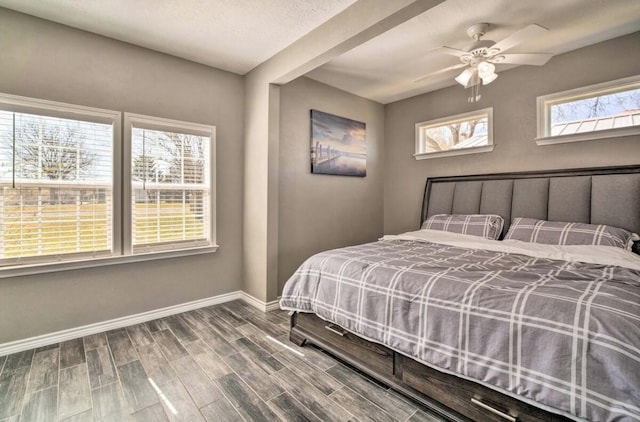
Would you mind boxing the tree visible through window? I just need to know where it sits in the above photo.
[415,108,493,159]
[422,118,487,152]
[0,95,216,273]
[550,87,640,135]
[128,116,213,253]
[0,111,113,261]
[537,75,640,142]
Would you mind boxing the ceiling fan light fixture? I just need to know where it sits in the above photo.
[481,72,498,85]
[415,22,552,102]
[455,68,475,87]
[477,61,495,78]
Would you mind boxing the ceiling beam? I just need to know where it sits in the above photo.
[254,0,446,85]
[242,0,445,302]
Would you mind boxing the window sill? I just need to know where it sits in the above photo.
[536,126,640,146]
[414,145,494,160]
[0,245,219,279]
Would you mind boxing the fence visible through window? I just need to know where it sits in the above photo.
[0,109,113,263]
[128,118,213,253]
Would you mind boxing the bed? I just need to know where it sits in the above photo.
[279,165,640,422]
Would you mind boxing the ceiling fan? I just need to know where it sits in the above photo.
[415,23,553,102]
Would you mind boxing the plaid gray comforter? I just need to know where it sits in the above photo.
[279,239,640,421]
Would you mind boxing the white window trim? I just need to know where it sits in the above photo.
[414,108,494,160]
[0,94,219,279]
[0,246,217,279]
[414,145,494,160]
[0,93,122,276]
[0,92,121,126]
[123,112,217,256]
[536,74,640,146]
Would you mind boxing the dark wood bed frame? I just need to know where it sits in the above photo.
[288,165,640,422]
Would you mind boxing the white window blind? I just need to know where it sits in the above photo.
[128,115,214,254]
[0,106,115,266]
[0,94,217,277]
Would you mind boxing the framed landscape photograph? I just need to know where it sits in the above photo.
[310,109,366,177]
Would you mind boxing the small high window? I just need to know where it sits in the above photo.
[536,75,640,145]
[415,108,493,160]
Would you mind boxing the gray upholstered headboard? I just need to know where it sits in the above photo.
[421,165,640,238]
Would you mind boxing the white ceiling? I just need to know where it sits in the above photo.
[1,0,639,103]
[307,0,640,103]
[0,0,357,74]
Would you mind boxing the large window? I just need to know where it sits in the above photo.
[0,94,119,267]
[536,75,640,145]
[124,113,215,255]
[0,94,217,276]
[415,108,493,160]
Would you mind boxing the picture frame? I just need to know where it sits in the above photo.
[310,109,366,177]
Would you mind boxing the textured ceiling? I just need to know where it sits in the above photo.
[1,0,638,102]
[305,0,640,103]
[0,0,357,74]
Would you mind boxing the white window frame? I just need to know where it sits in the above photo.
[0,95,218,279]
[536,75,640,145]
[0,93,121,276]
[414,108,494,160]
[123,113,217,257]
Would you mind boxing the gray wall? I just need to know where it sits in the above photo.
[0,9,244,343]
[278,77,384,292]
[1,6,638,344]
[384,31,640,235]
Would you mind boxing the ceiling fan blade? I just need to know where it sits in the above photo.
[494,53,553,66]
[437,46,469,57]
[491,24,548,53]
[413,63,467,83]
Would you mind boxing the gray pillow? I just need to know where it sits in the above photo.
[421,214,504,240]
[504,217,638,250]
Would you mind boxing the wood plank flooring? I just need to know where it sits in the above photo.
[0,300,445,422]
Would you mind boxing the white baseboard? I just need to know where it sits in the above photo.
[241,292,281,312]
[265,300,281,312]
[0,290,281,357]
